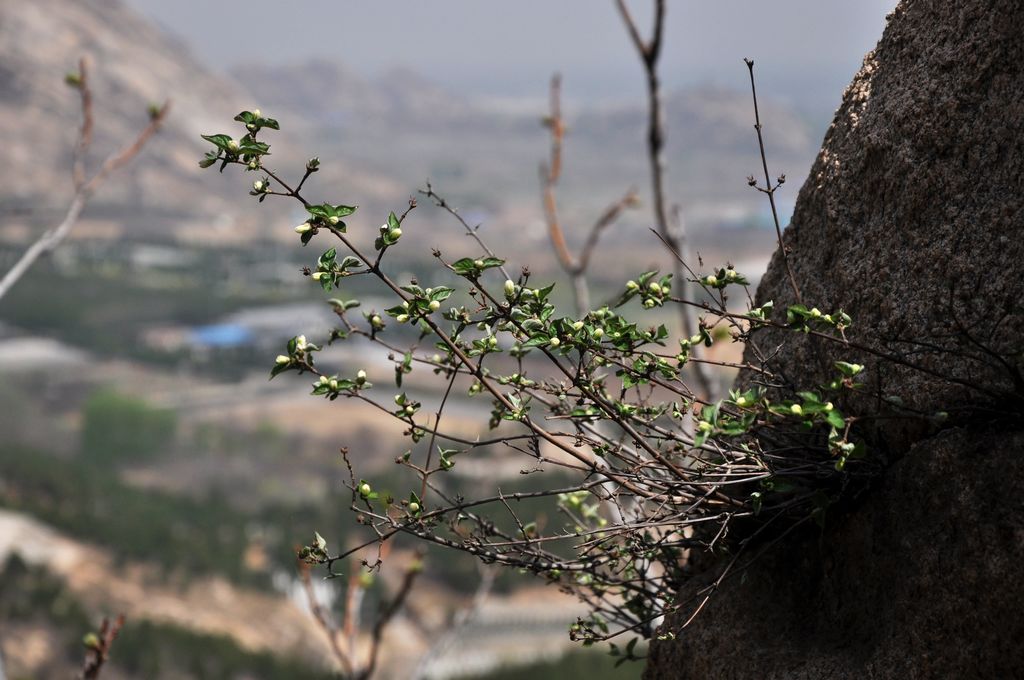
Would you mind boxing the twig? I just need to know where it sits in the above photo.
[411,565,497,680]
[79,615,125,680]
[301,542,420,680]
[0,57,169,301]
[299,560,354,677]
[615,0,714,398]
[744,58,802,304]
[419,182,512,281]
[539,73,638,316]
[359,556,422,680]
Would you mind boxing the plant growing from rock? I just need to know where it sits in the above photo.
[198,107,877,651]
[196,2,1011,668]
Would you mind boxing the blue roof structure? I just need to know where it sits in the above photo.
[189,324,254,348]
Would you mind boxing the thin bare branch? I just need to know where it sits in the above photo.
[615,0,714,397]
[79,614,125,680]
[538,73,638,316]
[744,58,802,304]
[411,565,497,680]
[0,59,169,302]
[300,560,355,677]
[72,57,94,190]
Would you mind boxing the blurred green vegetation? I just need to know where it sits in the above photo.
[0,555,337,679]
[0,444,271,588]
[81,388,177,465]
[470,649,641,680]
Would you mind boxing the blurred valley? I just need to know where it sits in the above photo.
[0,0,822,677]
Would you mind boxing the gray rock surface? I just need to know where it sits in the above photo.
[645,427,1024,679]
[646,0,1024,676]
[742,0,1023,451]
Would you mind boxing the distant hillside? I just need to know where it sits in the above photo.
[0,0,250,221]
[232,59,818,232]
[0,0,399,241]
[0,0,817,253]
[233,59,473,128]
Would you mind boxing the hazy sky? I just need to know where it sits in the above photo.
[126,0,898,116]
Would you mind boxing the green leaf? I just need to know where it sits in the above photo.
[834,361,865,377]
[826,410,845,429]
[201,133,233,150]
[328,298,360,312]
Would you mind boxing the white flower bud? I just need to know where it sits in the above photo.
[328,379,339,390]
[698,420,713,432]
[474,259,485,268]
[275,355,290,365]
[359,482,371,496]
[295,335,307,348]
[252,108,262,119]
[311,272,324,280]
[626,280,639,290]
[226,139,240,152]
[356,369,367,382]
[388,228,402,240]
[504,279,516,296]
[725,269,738,280]
[705,275,718,286]
[396,314,409,323]
[648,282,662,294]
[736,396,748,407]
[253,180,264,192]
[548,337,561,348]
[295,222,312,234]
[593,328,604,339]
[428,300,441,312]
[328,215,340,225]
[810,308,822,318]
[790,404,803,416]
[572,321,584,331]
[825,402,834,412]
[408,501,420,513]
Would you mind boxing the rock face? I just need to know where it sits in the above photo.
[645,427,1024,679]
[742,0,1023,443]
[645,0,1024,677]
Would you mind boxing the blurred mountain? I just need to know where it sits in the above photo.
[0,0,817,248]
[0,0,398,242]
[0,0,251,221]
[233,58,817,233]
[233,59,474,128]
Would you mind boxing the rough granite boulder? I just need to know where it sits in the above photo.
[645,0,1024,677]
